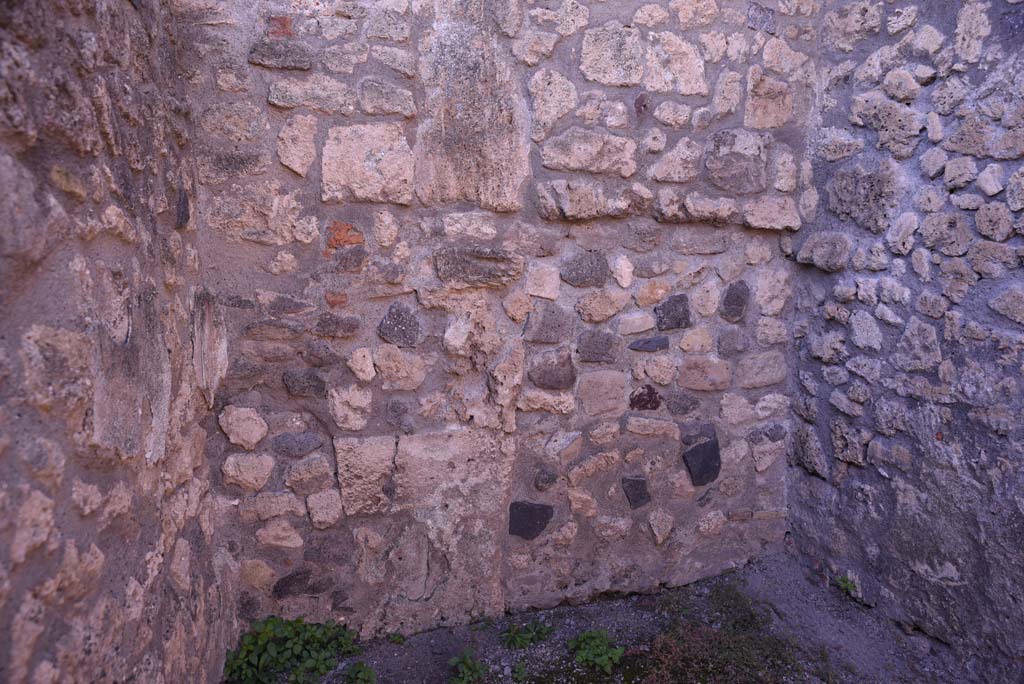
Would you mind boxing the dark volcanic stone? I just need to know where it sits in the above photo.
[176,190,190,229]
[334,245,368,272]
[634,92,651,116]
[719,281,750,323]
[385,399,414,434]
[624,224,665,253]
[509,501,554,540]
[248,39,313,70]
[303,340,342,367]
[560,251,610,288]
[747,2,776,34]
[576,330,619,363]
[621,477,652,509]
[524,301,575,344]
[628,336,670,352]
[534,467,558,492]
[282,369,327,398]
[330,590,353,613]
[718,327,749,358]
[377,302,420,347]
[271,431,324,458]
[244,319,304,341]
[681,424,721,486]
[665,391,699,416]
[629,384,662,410]
[749,422,787,444]
[654,294,692,331]
[528,347,577,390]
[238,592,261,620]
[315,313,360,338]
[272,569,312,598]
[434,246,524,288]
[268,295,312,318]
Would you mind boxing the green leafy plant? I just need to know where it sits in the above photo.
[387,633,407,646]
[448,648,487,684]
[344,661,377,684]
[501,621,554,649]
[834,574,857,597]
[223,616,360,684]
[512,661,529,682]
[568,630,624,675]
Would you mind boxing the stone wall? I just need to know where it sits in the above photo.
[183,0,812,641]
[4,0,1024,681]
[790,0,1024,680]
[0,1,239,683]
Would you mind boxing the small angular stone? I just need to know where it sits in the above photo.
[576,330,619,363]
[282,369,327,398]
[629,336,670,352]
[277,114,317,176]
[579,370,628,416]
[528,348,577,390]
[747,2,776,34]
[434,246,525,288]
[719,281,750,323]
[271,431,324,459]
[377,302,420,347]
[509,501,554,540]
[315,313,360,338]
[248,39,313,70]
[705,129,768,195]
[581,21,644,86]
[629,384,662,411]
[975,202,1013,242]
[618,311,657,336]
[270,74,355,114]
[797,232,853,273]
[560,251,610,288]
[894,317,942,371]
[219,406,268,451]
[534,467,558,492]
[621,477,652,509]
[322,123,413,203]
[681,424,721,486]
[271,569,316,598]
[990,286,1024,326]
[664,391,699,416]
[525,301,575,344]
[358,78,416,117]
[222,453,275,492]
[654,294,692,331]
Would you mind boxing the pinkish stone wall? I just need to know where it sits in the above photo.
[6,0,1023,681]
[0,1,239,682]
[183,0,809,643]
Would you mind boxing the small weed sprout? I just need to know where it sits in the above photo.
[448,648,487,684]
[501,621,554,649]
[568,630,624,675]
[834,574,858,597]
[343,661,377,684]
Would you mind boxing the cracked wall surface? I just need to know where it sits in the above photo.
[1,0,1023,682]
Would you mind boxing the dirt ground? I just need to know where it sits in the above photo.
[321,549,967,684]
